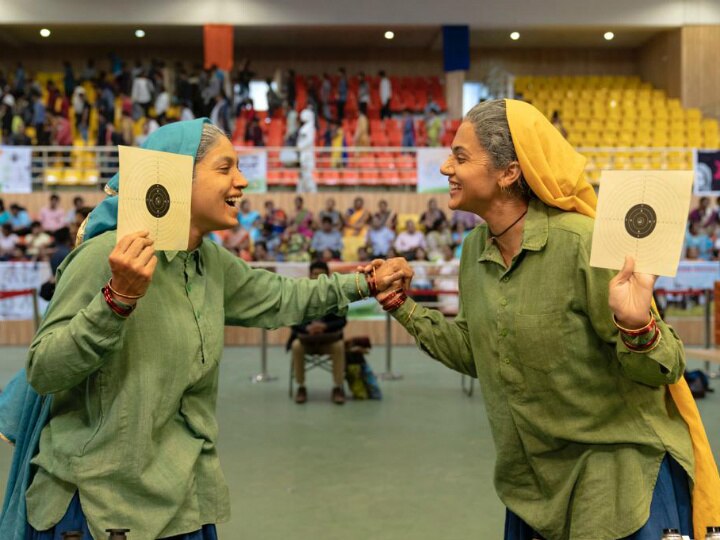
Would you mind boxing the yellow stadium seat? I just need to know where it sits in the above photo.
[44,168,63,185]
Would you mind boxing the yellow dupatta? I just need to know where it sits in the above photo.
[505,98,720,540]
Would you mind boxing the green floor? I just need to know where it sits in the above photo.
[0,346,718,539]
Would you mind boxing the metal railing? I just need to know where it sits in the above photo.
[21,144,698,191]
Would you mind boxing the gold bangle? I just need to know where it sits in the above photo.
[107,279,144,300]
[612,312,654,335]
[405,302,418,323]
[355,272,366,299]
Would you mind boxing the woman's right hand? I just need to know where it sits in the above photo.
[108,231,158,304]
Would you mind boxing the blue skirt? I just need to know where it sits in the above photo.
[504,454,692,540]
[26,492,218,540]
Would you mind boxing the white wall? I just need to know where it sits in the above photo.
[2,0,720,27]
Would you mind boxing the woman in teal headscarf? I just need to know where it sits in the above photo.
[17,118,409,540]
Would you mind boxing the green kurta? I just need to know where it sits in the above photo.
[392,199,695,540]
[25,231,367,540]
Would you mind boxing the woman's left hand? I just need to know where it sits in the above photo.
[608,255,658,329]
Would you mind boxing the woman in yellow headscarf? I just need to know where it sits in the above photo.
[366,99,720,540]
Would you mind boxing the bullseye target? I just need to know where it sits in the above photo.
[117,146,193,251]
[590,170,693,277]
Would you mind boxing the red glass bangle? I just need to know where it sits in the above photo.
[102,285,135,317]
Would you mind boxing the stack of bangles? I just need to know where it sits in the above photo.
[613,312,662,353]
[356,268,408,312]
[102,280,142,317]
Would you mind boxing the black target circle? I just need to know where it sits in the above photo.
[624,203,657,238]
[145,184,171,218]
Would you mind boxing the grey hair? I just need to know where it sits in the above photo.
[194,123,230,175]
[464,99,533,200]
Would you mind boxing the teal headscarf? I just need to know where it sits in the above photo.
[83,118,211,241]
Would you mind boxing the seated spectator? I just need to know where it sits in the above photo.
[252,240,273,262]
[310,217,343,259]
[8,203,31,234]
[70,205,93,245]
[365,215,395,258]
[452,220,473,259]
[354,110,370,147]
[263,200,287,235]
[356,246,370,262]
[318,197,343,231]
[223,223,251,258]
[66,196,85,225]
[394,219,426,259]
[0,198,9,226]
[374,199,396,230]
[279,225,310,262]
[411,247,435,303]
[290,196,314,238]
[288,260,347,405]
[343,196,371,261]
[50,227,73,274]
[49,111,73,146]
[420,197,447,232]
[426,220,453,261]
[39,193,66,232]
[24,221,53,259]
[238,199,260,231]
[0,223,18,260]
[8,120,31,146]
[450,209,481,231]
[685,222,713,260]
[258,223,281,260]
[688,196,716,233]
[435,244,460,314]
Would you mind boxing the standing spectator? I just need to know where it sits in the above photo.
[266,78,282,118]
[320,73,332,121]
[285,69,296,109]
[297,107,317,192]
[119,109,135,146]
[426,108,443,147]
[245,117,264,146]
[551,110,568,138]
[50,227,73,275]
[180,100,195,122]
[131,70,154,117]
[354,109,370,147]
[420,197,447,232]
[336,68,348,123]
[318,197,343,230]
[284,101,299,145]
[401,109,416,148]
[31,92,48,145]
[49,111,73,147]
[310,216,343,259]
[357,72,370,116]
[39,194,66,232]
[379,70,392,119]
[14,62,26,94]
[8,203,31,234]
[80,59,97,83]
[394,219,426,258]
[365,214,396,258]
[0,223,18,260]
[210,93,231,134]
[154,84,170,125]
[72,87,90,142]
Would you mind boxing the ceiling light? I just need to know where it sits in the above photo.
[384,31,394,40]
[135,29,146,38]
[39,28,51,38]
[510,32,520,41]
[604,31,614,41]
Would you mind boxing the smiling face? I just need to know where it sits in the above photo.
[190,136,249,235]
[439,122,522,215]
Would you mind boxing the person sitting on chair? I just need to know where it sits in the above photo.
[288,260,347,405]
